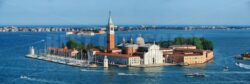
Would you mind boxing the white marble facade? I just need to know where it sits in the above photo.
[142,44,164,65]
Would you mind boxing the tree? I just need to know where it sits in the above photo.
[193,37,203,49]
[66,40,79,49]
[156,37,213,50]
[200,38,213,50]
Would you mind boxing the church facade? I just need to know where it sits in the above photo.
[92,12,165,66]
[142,44,164,65]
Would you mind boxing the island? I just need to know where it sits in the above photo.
[26,12,214,68]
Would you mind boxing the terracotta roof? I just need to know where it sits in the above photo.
[91,48,100,52]
[170,53,203,57]
[111,48,122,50]
[96,52,137,58]
[174,49,203,52]
[160,48,173,50]
[170,45,196,47]
[48,48,69,53]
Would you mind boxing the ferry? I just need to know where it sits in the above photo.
[66,31,95,36]
[185,73,206,77]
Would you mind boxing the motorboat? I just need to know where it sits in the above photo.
[223,66,229,71]
[185,73,206,77]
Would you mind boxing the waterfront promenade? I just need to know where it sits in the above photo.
[27,54,90,67]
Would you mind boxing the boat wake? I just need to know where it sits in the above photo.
[117,73,138,76]
[80,69,102,72]
[236,63,250,69]
[19,75,66,84]
[20,75,32,80]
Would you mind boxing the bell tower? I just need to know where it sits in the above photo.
[107,11,115,52]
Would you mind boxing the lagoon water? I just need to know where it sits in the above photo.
[0,30,250,84]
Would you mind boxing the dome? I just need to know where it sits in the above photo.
[136,34,145,46]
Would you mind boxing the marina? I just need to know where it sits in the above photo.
[26,46,97,68]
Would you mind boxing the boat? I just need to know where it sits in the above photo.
[20,75,31,80]
[26,46,38,58]
[77,32,95,36]
[185,73,206,77]
[118,65,127,67]
[117,73,127,75]
[223,66,229,71]
[235,55,242,59]
[88,64,98,68]
[66,32,75,35]
[66,31,95,36]
[241,52,250,60]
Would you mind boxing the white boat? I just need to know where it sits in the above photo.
[77,32,95,36]
[26,46,38,58]
[26,54,38,58]
[223,66,229,71]
[118,73,127,75]
[66,32,74,35]
[20,75,31,80]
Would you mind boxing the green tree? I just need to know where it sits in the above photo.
[66,40,79,49]
[201,38,213,50]
[193,37,203,49]
[173,37,185,45]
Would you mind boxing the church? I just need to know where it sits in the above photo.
[92,12,165,66]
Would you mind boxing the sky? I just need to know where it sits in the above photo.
[0,0,250,25]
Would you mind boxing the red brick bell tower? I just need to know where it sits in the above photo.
[107,11,115,52]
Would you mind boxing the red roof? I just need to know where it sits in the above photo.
[170,53,203,57]
[48,48,68,53]
[96,52,137,58]
[111,48,121,50]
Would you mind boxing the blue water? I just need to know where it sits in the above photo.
[0,30,250,84]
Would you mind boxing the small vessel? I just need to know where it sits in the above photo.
[20,75,31,80]
[241,52,250,60]
[185,73,206,77]
[80,69,99,72]
[66,31,95,36]
[88,64,98,68]
[26,46,37,58]
[66,32,75,35]
[235,55,242,59]
[118,73,127,76]
[77,32,95,36]
[118,65,127,67]
[223,66,229,71]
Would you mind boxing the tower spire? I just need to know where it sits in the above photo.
[108,11,113,26]
[107,11,115,52]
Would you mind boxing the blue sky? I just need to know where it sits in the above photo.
[0,0,250,25]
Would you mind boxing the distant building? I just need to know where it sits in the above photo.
[95,52,141,66]
[169,45,196,50]
[48,47,79,57]
[166,49,214,65]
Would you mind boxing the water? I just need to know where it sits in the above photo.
[0,30,250,84]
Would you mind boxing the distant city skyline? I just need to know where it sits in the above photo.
[0,0,250,25]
